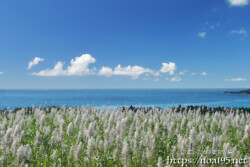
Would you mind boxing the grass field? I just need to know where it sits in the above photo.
[0,105,250,166]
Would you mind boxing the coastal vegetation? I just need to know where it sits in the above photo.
[0,105,249,166]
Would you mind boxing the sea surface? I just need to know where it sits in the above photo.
[0,89,250,109]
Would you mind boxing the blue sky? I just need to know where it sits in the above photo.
[0,0,250,89]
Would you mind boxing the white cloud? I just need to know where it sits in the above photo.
[99,66,113,77]
[231,28,247,35]
[32,54,96,76]
[99,64,154,79]
[231,29,247,39]
[33,54,179,80]
[153,71,160,77]
[160,62,177,75]
[114,65,153,79]
[228,0,249,6]
[191,72,196,76]
[224,77,247,82]
[179,70,188,75]
[66,54,96,75]
[170,76,182,82]
[201,72,207,76]
[28,57,44,69]
[179,72,185,75]
[198,32,206,38]
[0,72,3,75]
[231,29,247,40]
[33,61,65,76]
[100,61,177,79]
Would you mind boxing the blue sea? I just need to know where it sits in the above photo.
[0,89,250,109]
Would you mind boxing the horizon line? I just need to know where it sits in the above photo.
[0,88,247,90]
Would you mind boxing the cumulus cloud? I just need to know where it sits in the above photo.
[160,62,177,75]
[99,61,177,79]
[201,72,207,76]
[170,76,182,82]
[28,57,44,69]
[228,0,249,6]
[99,64,154,79]
[32,54,96,76]
[66,54,96,75]
[99,66,113,77]
[198,32,206,38]
[224,77,247,82]
[32,53,179,80]
[0,72,3,75]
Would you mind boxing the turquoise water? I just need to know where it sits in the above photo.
[0,89,250,109]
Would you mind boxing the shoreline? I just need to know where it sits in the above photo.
[2,104,250,114]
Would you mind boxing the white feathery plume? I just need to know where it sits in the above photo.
[88,122,95,137]
[172,146,176,157]
[74,115,80,127]
[25,144,32,161]
[75,142,83,161]
[244,124,250,138]
[50,130,59,145]
[234,114,241,127]
[200,135,206,146]
[51,150,57,161]
[43,126,51,136]
[4,128,13,144]
[59,128,64,142]
[0,157,3,167]
[189,127,196,151]
[223,142,230,156]
[16,145,25,165]
[67,122,73,136]
[222,119,229,134]
[40,114,46,127]
[59,119,66,130]
[13,125,20,138]
[212,137,217,150]
[11,139,19,154]
[121,139,129,166]
[68,145,75,162]
[87,137,95,157]
[16,144,32,165]
[154,123,159,137]
[242,124,250,143]
[231,146,239,159]
[157,157,163,167]
[35,131,42,145]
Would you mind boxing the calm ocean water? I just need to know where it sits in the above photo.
[0,89,249,109]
